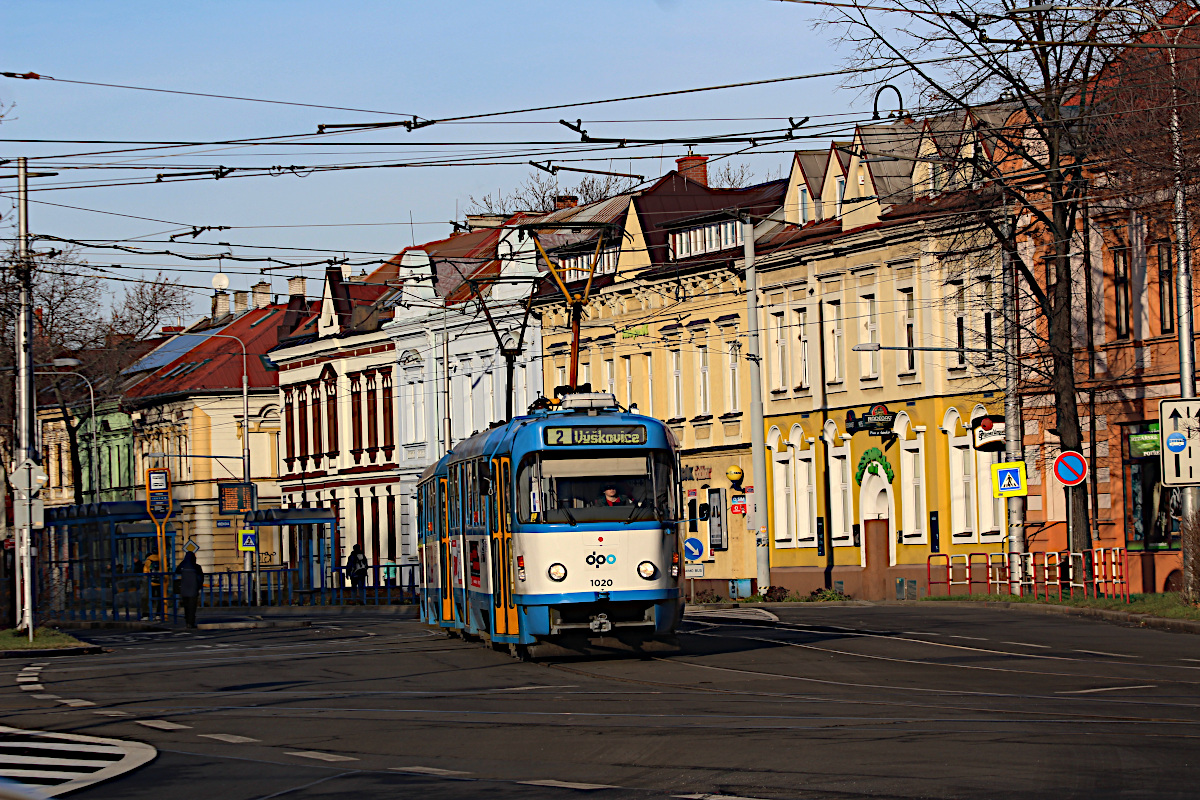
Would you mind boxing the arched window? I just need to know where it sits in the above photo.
[942,408,975,542]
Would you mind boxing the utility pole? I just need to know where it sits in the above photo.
[742,216,770,592]
[1001,218,1026,594]
[442,303,451,456]
[15,158,36,640]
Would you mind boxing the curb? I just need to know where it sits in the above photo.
[195,619,312,631]
[0,646,104,659]
[685,600,1200,636]
[54,621,169,632]
[206,605,421,618]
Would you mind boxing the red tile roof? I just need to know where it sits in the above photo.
[123,302,313,404]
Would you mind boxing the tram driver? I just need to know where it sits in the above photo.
[597,482,634,507]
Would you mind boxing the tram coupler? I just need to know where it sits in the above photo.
[589,613,613,633]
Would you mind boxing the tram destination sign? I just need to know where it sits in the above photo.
[544,425,647,446]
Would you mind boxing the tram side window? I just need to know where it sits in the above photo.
[517,450,678,524]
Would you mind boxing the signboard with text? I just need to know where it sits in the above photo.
[218,483,255,515]
[145,468,172,523]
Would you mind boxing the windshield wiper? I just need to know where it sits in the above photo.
[562,506,578,526]
[625,501,642,524]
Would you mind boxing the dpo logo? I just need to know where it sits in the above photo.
[585,552,617,568]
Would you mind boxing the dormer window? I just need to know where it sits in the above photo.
[669,220,742,261]
[836,177,846,217]
[800,187,809,224]
[558,247,618,282]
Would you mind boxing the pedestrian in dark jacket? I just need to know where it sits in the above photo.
[174,551,205,629]
[346,544,368,590]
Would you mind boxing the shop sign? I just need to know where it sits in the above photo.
[730,494,747,515]
[621,324,650,339]
[846,404,896,436]
[1129,432,1161,458]
[680,464,713,481]
[972,415,1007,452]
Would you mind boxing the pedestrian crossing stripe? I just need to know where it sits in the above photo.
[0,726,156,796]
[991,461,1028,498]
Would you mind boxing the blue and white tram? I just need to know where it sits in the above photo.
[417,393,684,655]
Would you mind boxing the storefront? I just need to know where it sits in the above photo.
[1120,422,1183,592]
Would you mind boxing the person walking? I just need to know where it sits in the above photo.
[140,549,161,620]
[173,551,205,629]
[346,544,368,591]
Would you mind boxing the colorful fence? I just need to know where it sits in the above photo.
[927,548,1130,602]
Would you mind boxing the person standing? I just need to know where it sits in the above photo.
[174,551,205,629]
[346,544,368,590]
[140,549,161,620]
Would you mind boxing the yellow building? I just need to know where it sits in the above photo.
[534,158,789,597]
[759,119,1010,599]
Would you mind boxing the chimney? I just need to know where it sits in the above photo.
[233,291,249,314]
[676,153,709,186]
[554,195,579,210]
[212,291,230,319]
[251,280,271,309]
[287,276,306,299]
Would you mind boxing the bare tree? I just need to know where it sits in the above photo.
[821,1,1188,554]
[709,162,757,189]
[465,169,639,215]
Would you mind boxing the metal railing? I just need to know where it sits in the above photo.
[927,548,1130,603]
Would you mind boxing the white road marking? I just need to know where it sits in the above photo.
[136,720,191,730]
[1181,658,1200,663]
[1001,641,1051,649]
[519,779,620,790]
[19,684,45,691]
[1056,684,1157,694]
[31,694,58,700]
[686,608,779,622]
[1074,649,1139,658]
[198,734,260,743]
[391,766,472,776]
[948,635,987,641]
[16,676,40,682]
[57,699,96,707]
[674,794,774,800]
[902,631,942,636]
[92,711,131,717]
[0,724,156,797]
[285,751,358,762]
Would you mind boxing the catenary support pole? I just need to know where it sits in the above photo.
[742,216,770,592]
[1002,219,1026,594]
[16,157,35,641]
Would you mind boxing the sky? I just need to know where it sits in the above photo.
[0,1,879,320]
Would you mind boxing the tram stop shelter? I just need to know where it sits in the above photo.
[241,507,337,594]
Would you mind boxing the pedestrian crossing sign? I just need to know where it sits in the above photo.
[237,529,257,551]
[991,461,1028,499]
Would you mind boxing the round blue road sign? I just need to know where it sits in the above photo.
[683,537,705,561]
[1053,451,1088,487]
[1167,432,1188,454]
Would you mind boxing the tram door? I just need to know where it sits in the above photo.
[489,458,520,637]
[439,477,454,624]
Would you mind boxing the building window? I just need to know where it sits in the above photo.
[556,365,566,391]
[670,349,683,418]
[800,186,809,224]
[310,385,322,458]
[901,435,926,543]
[948,438,975,539]
[982,278,995,357]
[860,294,879,378]
[772,312,788,390]
[728,342,740,413]
[366,374,379,450]
[1114,247,1131,339]
[900,287,917,373]
[773,446,795,544]
[954,287,967,366]
[669,221,742,261]
[381,371,394,450]
[579,361,591,391]
[645,353,654,415]
[1160,242,1176,335]
[698,346,710,414]
[283,389,295,465]
[325,376,338,455]
[622,355,633,408]
[350,376,362,454]
[403,368,424,445]
[835,176,846,217]
[297,389,309,459]
[797,443,816,546]
[605,358,615,397]
[827,300,844,383]
[796,309,810,389]
[386,494,397,562]
[976,446,1003,541]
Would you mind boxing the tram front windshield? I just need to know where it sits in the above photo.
[517,450,677,524]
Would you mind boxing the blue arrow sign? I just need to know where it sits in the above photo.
[683,537,705,561]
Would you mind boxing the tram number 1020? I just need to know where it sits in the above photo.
[590,578,614,587]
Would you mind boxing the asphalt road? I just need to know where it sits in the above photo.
[4,604,1200,800]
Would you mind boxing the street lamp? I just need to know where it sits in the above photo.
[36,361,98,504]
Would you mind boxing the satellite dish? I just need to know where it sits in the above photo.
[212,273,230,291]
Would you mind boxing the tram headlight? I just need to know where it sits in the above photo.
[637,561,657,580]
[547,563,568,582]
